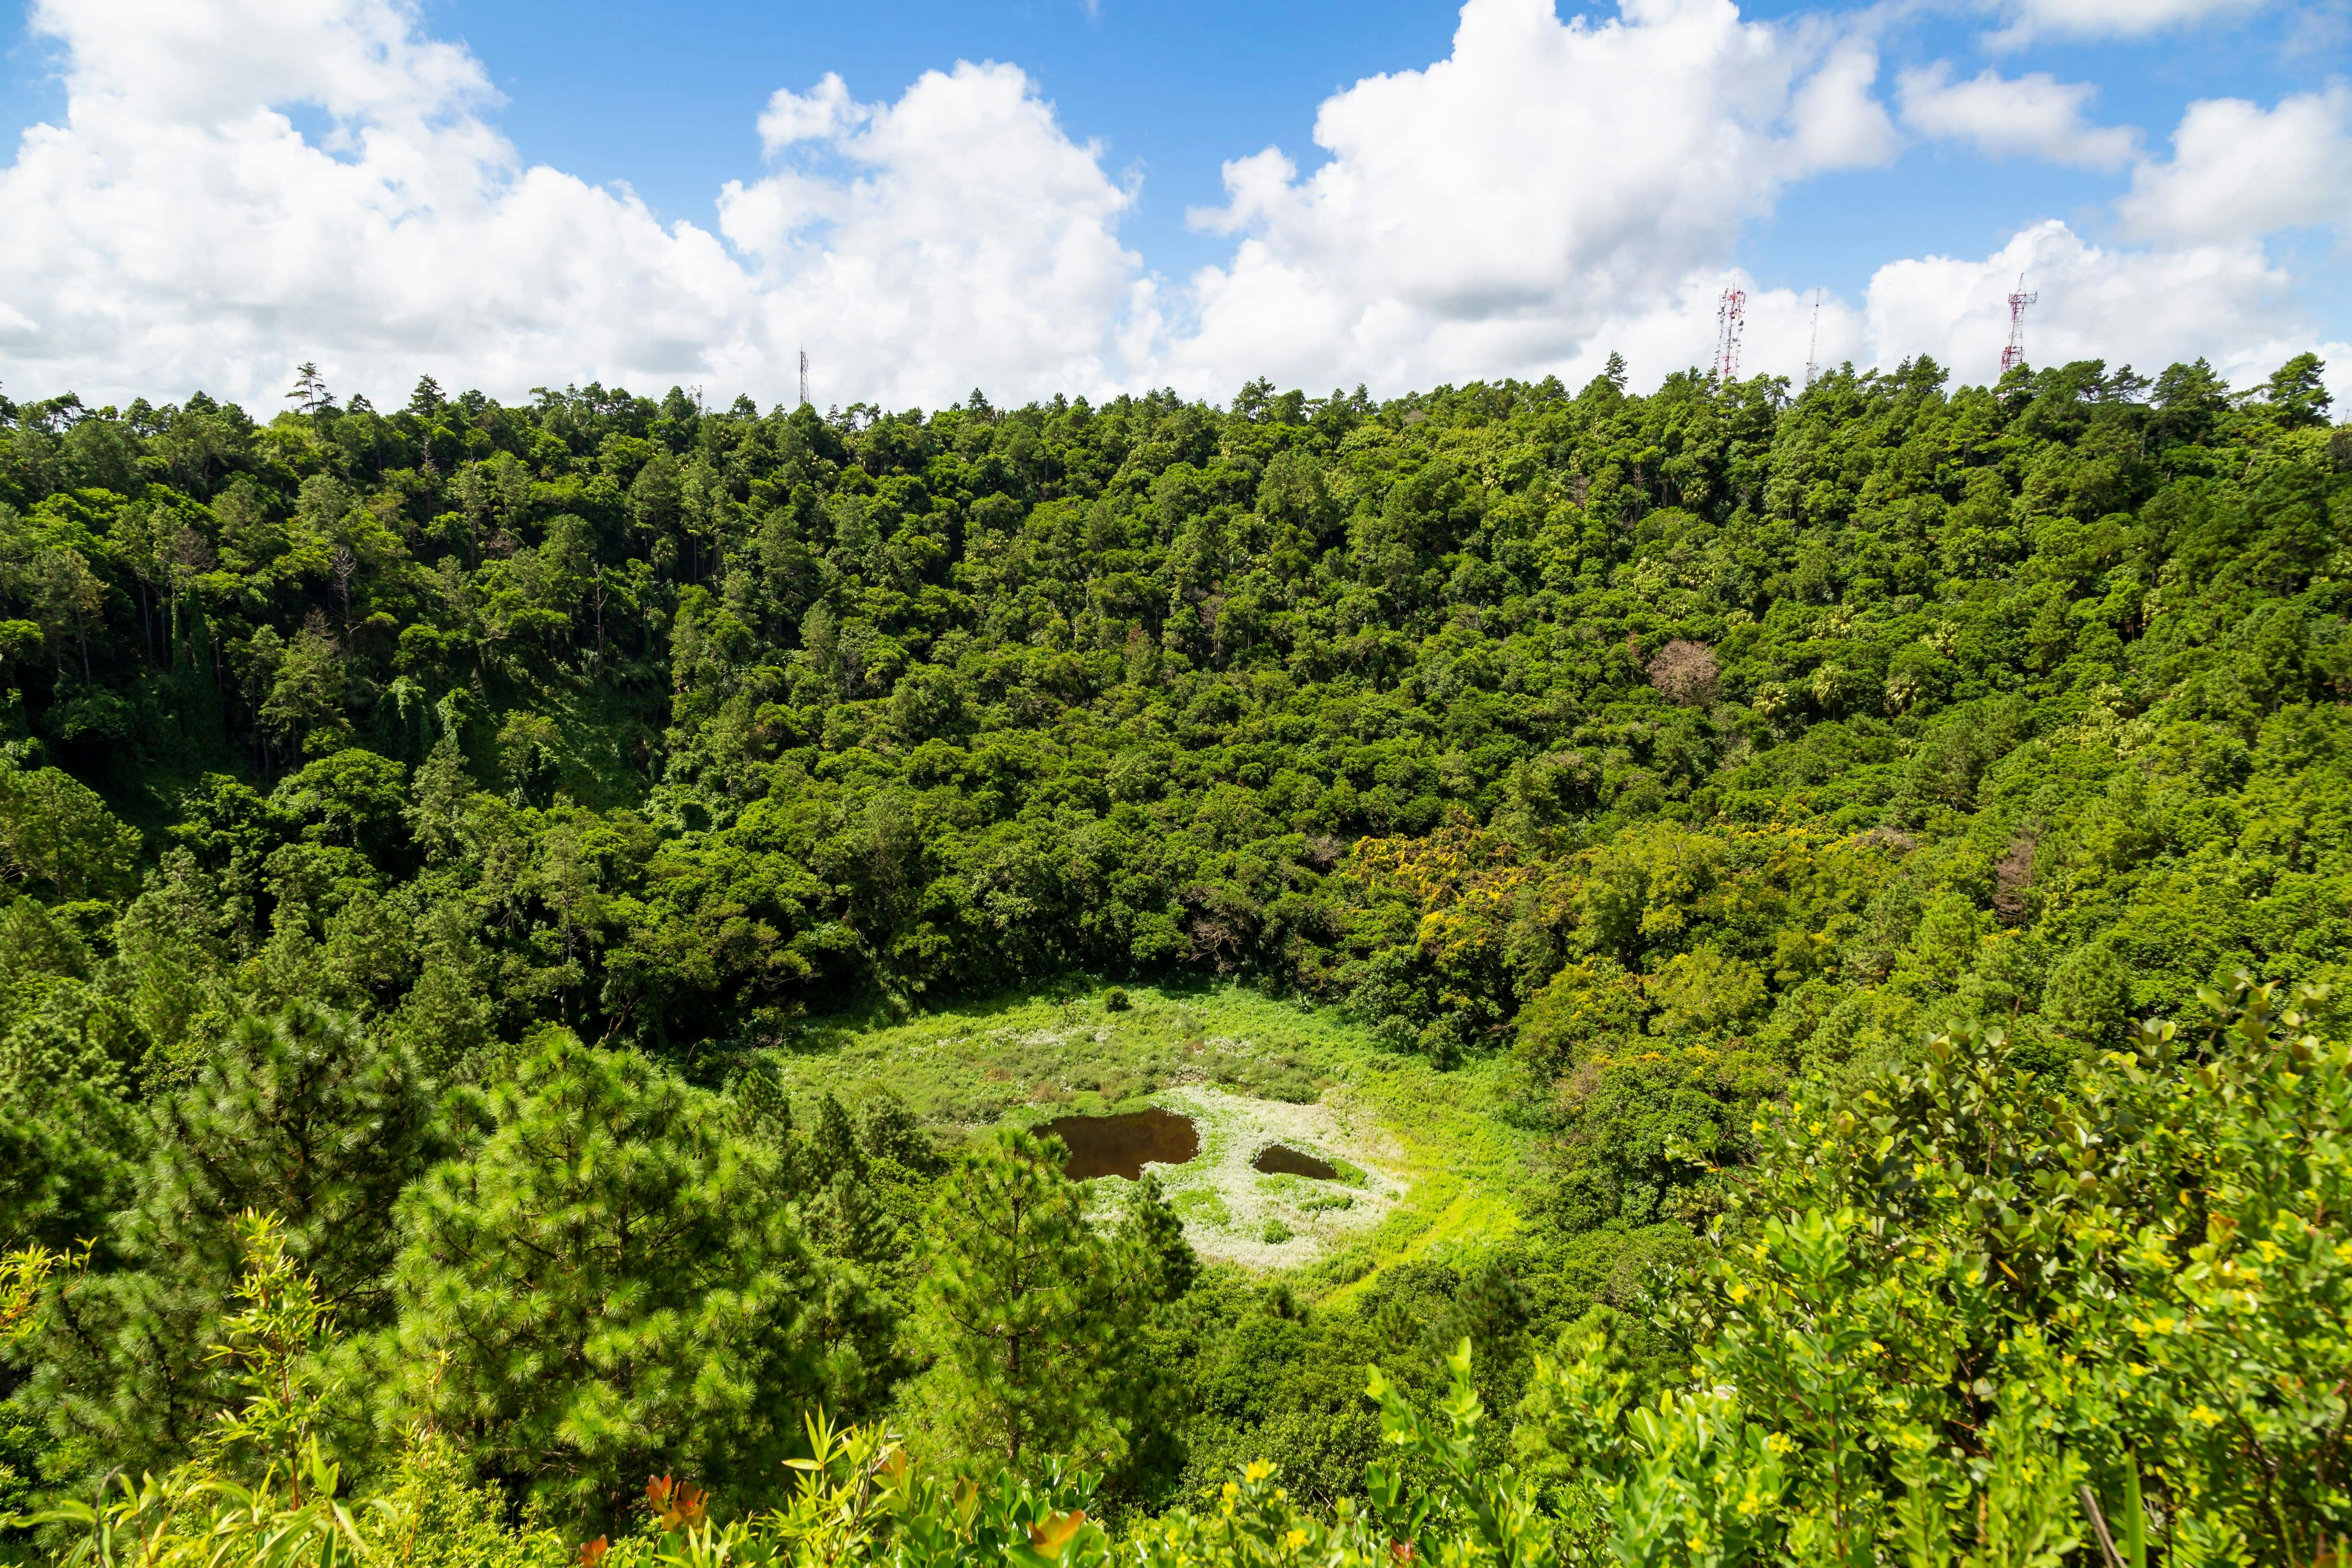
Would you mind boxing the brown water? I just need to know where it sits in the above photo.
[1252,1143,1339,1180]
[1040,1107,1201,1180]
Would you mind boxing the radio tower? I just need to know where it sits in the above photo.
[1999,276,2037,376]
[1803,289,1822,389]
[798,349,810,409]
[1713,287,1746,382]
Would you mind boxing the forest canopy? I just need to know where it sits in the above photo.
[0,346,2348,1567]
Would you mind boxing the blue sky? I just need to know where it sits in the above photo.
[0,0,2345,409]
[394,0,1474,287]
[366,0,2341,298]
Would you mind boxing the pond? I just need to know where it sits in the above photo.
[1040,1106,1201,1180]
[1251,1143,1339,1180]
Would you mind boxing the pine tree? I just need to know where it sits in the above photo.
[405,729,472,863]
[799,1093,888,1263]
[390,1032,886,1529]
[25,1002,434,1477]
[0,973,143,1252]
[906,1129,1182,1477]
[1120,1172,1195,1300]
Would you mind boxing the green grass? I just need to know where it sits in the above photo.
[1306,1050,1536,1305]
[764,982,1356,1125]
[1170,1188,1234,1228]
[762,981,1537,1304]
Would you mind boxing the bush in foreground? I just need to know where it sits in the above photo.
[11,976,2346,1566]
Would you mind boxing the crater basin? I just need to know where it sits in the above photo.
[1041,1106,1201,1180]
[1251,1143,1339,1180]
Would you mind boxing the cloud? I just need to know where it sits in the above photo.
[1896,63,2137,168]
[2117,87,2352,243]
[0,0,1139,410]
[1536,274,1873,395]
[0,0,2338,417]
[1142,0,1896,394]
[719,63,1140,406]
[1864,218,2326,393]
[1844,85,2352,411]
[1492,216,2332,403]
[1986,0,2265,45]
[757,73,866,151]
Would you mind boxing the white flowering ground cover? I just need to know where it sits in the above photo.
[760,982,1533,1294]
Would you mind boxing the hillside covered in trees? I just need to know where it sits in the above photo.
[0,348,2348,1566]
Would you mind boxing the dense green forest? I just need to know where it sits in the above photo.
[0,347,2348,1566]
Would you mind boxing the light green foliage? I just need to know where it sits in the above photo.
[2084,987,2352,1563]
[197,1213,341,1493]
[0,977,2347,1568]
[14,1230,551,1568]
[0,1246,65,1349]
[16,1222,368,1567]
[1640,949,1766,1038]
[0,1244,71,1529]
[24,1444,370,1568]
[1637,976,2352,1565]
[1516,958,1648,1071]
[760,985,1341,1125]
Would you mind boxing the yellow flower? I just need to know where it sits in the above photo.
[2191,1405,2223,1426]
[1245,1460,1274,1483]
[1287,1530,1309,1550]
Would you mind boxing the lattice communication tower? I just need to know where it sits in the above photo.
[2000,276,2037,375]
[1713,287,1746,382]
[798,349,810,409]
[1804,289,1822,389]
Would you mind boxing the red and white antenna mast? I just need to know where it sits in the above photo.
[1712,286,1746,382]
[1999,275,2036,375]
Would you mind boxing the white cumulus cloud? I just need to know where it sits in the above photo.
[0,0,2340,414]
[0,0,740,406]
[1985,0,2265,45]
[757,73,866,151]
[0,0,1140,411]
[2117,87,2352,243]
[1864,219,2331,394]
[719,63,1141,407]
[1897,63,2138,168]
[1138,0,1898,395]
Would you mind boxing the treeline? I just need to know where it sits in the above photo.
[0,347,2348,1561]
[0,356,2343,1063]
